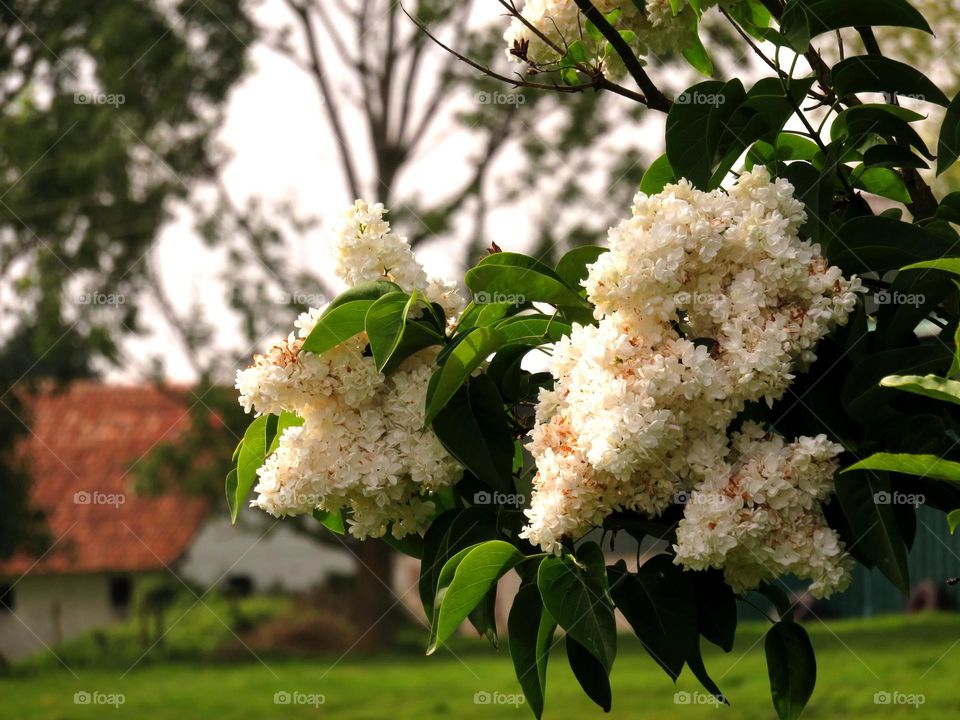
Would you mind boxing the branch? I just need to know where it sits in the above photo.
[285,0,363,200]
[400,3,653,106]
[571,0,672,112]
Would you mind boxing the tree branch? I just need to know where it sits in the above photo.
[571,0,672,112]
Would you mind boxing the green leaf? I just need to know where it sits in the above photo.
[325,279,402,313]
[555,246,608,294]
[538,543,616,671]
[312,507,346,534]
[682,27,714,77]
[782,0,931,40]
[429,540,526,653]
[607,557,696,681]
[666,80,725,189]
[566,635,612,712]
[509,582,556,720]
[232,414,277,524]
[639,154,676,194]
[466,253,589,309]
[938,91,960,175]
[880,373,960,407]
[765,621,816,720]
[948,509,960,534]
[902,258,960,276]
[365,291,442,373]
[224,469,239,522]
[266,411,304,455]
[747,133,819,169]
[832,56,948,106]
[432,376,514,493]
[418,508,498,621]
[850,166,912,204]
[835,471,910,593]
[564,39,588,65]
[497,315,573,347]
[301,300,373,355]
[845,453,960,485]
[424,327,505,426]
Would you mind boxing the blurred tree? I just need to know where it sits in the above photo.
[0,1,252,556]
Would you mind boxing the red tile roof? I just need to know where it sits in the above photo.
[0,382,211,577]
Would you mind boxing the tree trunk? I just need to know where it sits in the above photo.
[350,540,398,650]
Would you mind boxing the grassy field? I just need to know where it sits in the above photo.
[3,614,960,719]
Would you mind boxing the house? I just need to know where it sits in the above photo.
[0,383,352,661]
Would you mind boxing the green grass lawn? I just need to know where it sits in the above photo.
[3,614,960,719]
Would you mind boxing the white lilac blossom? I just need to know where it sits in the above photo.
[673,423,853,598]
[333,200,466,320]
[235,201,463,539]
[521,168,860,596]
[504,0,722,73]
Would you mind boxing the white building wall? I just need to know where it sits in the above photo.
[177,515,354,593]
[0,572,158,661]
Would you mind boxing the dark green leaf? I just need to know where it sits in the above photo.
[782,0,931,40]
[765,621,816,720]
[538,543,616,671]
[607,557,696,681]
[833,56,948,106]
[862,144,928,169]
[424,327,505,426]
[509,580,556,719]
[566,635,612,712]
[432,376,514,493]
[938,91,960,175]
[835,471,910,593]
